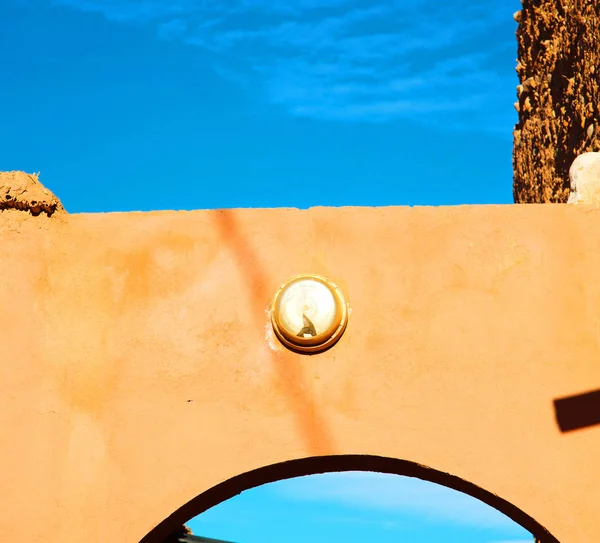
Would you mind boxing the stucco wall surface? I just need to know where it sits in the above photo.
[1,204,599,542]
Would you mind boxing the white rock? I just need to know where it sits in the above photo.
[567,152,600,205]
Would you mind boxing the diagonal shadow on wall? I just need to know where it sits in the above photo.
[212,209,336,457]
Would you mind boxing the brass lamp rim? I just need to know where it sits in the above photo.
[271,273,348,354]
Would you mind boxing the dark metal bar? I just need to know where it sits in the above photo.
[554,388,600,432]
[179,535,237,543]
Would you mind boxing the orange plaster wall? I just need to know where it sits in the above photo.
[1,204,599,542]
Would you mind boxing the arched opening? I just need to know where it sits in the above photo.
[139,455,559,543]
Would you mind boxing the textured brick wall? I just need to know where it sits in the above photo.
[512,0,600,203]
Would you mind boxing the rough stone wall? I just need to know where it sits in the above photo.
[513,0,600,203]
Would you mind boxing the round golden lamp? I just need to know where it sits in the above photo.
[271,274,348,354]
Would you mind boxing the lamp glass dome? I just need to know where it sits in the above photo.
[271,274,348,353]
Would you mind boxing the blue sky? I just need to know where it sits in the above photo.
[1,0,520,212]
[2,0,533,541]
[189,472,533,543]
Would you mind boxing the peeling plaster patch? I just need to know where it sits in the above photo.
[265,307,283,353]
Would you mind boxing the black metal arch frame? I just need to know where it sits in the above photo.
[140,454,560,543]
